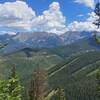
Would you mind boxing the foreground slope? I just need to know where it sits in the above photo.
[0,37,100,100]
[0,50,100,100]
[48,50,100,100]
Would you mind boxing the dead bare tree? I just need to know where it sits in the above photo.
[28,67,48,100]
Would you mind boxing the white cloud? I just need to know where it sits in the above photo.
[68,21,96,31]
[0,1,67,35]
[0,1,97,35]
[77,14,84,17]
[0,1,35,31]
[74,0,95,9]
[31,2,68,34]
[68,12,99,32]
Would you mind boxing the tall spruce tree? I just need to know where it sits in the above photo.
[7,66,23,100]
[0,79,8,100]
[96,69,100,98]
[0,66,23,100]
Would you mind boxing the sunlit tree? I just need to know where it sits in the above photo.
[51,87,66,100]
[0,66,23,100]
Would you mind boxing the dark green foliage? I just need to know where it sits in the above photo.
[96,69,100,98]
[0,66,23,100]
[0,80,9,100]
[48,51,100,100]
[7,66,23,100]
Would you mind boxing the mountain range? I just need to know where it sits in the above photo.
[0,31,97,55]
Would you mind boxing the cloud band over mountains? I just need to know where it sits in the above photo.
[0,0,99,35]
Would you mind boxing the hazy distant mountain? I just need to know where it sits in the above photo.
[0,33,15,43]
[60,31,92,44]
[0,31,94,55]
[13,32,64,48]
[0,31,93,44]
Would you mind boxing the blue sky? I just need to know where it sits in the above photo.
[0,0,98,34]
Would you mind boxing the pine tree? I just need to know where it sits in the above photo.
[7,66,23,100]
[0,79,8,100]
[96,69,100,98]
[28,67,48,100]
[0,66,23,100]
